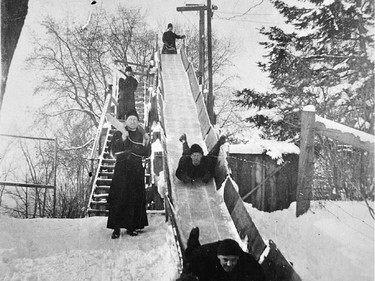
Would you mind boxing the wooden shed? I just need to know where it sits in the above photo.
[228,141,299,212]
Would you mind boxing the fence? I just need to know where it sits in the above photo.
[0,133,57,217]
[228,153,299,212]
[296,105,374,216]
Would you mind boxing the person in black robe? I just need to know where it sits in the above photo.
[175,133,226,184]
[180,227,266,281]
[117,66,139,119]
[107,109,150,238]
[162,23,186,54]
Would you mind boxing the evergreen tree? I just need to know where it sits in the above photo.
[258,0,374,136]
[236,0,374,201]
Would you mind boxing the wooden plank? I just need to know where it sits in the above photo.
[89,93,112,160]
[0,133,54,141]
[223,177,266,260]
[177,5,209,12]
[105,113,126,136]
[315,115,374,152]
[196,95,211,137]
[297,109,315,216]
[242,161,289,201]
[186,64,200,101]
[266,159,277,211]
[180,47,190,70]
[255,156,263,210]
[224,177,302,280]
[205,126,217,152]
[261,240,302,281]
[0,181,54,189]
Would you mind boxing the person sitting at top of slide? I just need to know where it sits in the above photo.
[162,23,186,54]
[175,133,226,184]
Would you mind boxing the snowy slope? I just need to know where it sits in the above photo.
[1,202,373,281]
[245,201,374,281]
[0,214,180,281]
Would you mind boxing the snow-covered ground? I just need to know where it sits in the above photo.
[0,213,180,281]
[245,200,374,281]
[0,201,373,281]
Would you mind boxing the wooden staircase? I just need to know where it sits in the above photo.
[87,125,116,216]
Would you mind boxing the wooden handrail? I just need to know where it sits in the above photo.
[88,93,113,160]
[315,114,374,153]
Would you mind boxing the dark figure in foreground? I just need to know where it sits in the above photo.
[162,23,186,54]
[180,227,266,281]
[107,109,150,238]
[175,134,225,184]
[176,275,199,281]
[117,66,139,120]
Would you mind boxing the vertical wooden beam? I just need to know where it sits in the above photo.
[53,138,58,218]
[199,10,205,86]
[296,106,315,217]
[206,0,214,124]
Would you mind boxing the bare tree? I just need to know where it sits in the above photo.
[22,5,156,217]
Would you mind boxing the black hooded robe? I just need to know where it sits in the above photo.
[106,127,150,231]
[117,76,138,119]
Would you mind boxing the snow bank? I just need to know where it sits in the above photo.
[0,214,180,281]
[245,201,374,281]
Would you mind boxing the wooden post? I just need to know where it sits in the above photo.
[206,0,214,124]
[296,106,315,217]
[199,10,205,87]
[53,138,57,218]
[176,3,217,124]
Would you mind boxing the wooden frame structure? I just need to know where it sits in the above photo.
[296,105,374,216]
[0,133,57,217]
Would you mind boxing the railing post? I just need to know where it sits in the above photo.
[53,138,57,218]
[296,105,315,217]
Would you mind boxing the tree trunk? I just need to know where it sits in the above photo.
[1,0,29,111]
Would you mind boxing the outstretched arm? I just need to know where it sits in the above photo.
[176,33,186,40]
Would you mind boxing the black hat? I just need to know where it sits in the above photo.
[217,239,242,256]
[190,144,203,155]
[125,66,133,72]
[125,109,139,120]
[167,23,173,28]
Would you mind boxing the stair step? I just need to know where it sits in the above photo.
[87,208,108,217]
[98,171,114,178]
[94,185,110,192]
[102,159,116,164]
[90,200,107,208]
[96,178,112,185]
[100,166,115,172]
[93,193,109,199]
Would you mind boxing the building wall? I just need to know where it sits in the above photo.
[228,153,298,212]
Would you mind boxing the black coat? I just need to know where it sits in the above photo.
[175,138,223,183]
[175,155,213,183]
[106,127,150,231]
[117,76,138,119]
[183,241,266,281]
[162,30,184,54]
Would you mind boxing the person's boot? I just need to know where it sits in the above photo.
[187,227,200,249]
[179,133,187,143]
[111,227,120,239]
[126,229,138,236]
